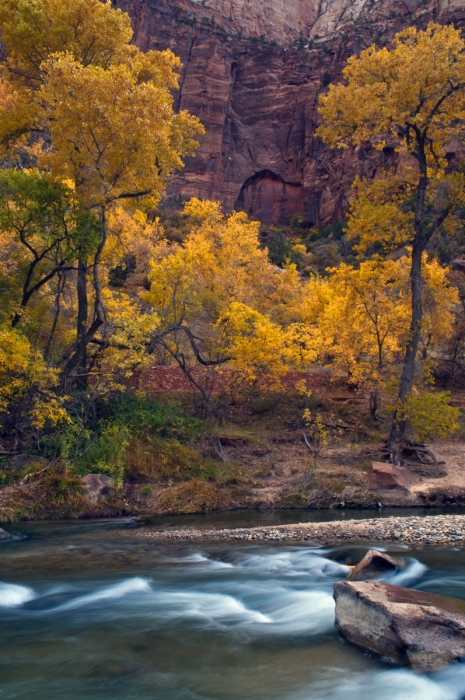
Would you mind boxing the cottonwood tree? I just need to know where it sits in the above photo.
[318,23,465,462]
[0,326,69,447]
[0,0,133,147]
[0,0,204,391]
[34,54,202,390]
[144,199,310,419]
[312,256,457,424]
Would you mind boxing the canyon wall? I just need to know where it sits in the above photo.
[116,0,465,225]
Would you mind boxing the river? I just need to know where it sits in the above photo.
[1,511,465,700]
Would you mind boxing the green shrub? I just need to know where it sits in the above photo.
[404,391,461,442]
[124,435,225,484]
[40,392,204,485]
[157,480,225,514]
[140,486,154,498]
[38,467,86,514]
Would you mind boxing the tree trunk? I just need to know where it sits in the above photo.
[389,243,423,462]
[369,389,380,421]
[44,272,65,361]
[59,210,107,393]
[388,133,427,464]
[76,259,88,390]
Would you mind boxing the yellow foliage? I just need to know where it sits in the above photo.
[283,323,322,370]
[422,257,459,349]
[0,75,37,151]
[96,293,160,391]
[214,302,288,392]
[346,176,415,253]
[403,391,460,442]
[0,0,135,154]
[37,54,203,208]
[144,202,312,394]
[345,173,465,254]
[104,205,164,276]
[144,199,299,325]
[183,198,223,223]
[313,255,457,391]
[302,408,329,473]
[0,326,68,427]
[318,22,465,167]
[0,0,133,82]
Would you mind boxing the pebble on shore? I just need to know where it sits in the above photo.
[126,514,465,547]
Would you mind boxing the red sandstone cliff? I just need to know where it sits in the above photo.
[115,0,465,225]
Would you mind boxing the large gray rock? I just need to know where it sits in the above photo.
[368,462,419,492]
[81,474,114,504]
[0,527,12,541]
[334,580,465,671]
[347,549,399,581]
[7,454,48,472]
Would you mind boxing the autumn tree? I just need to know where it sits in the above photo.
[32,53,202,390]
[313,256,457,422]
[318,23,465,462]
[0,0,204,392]
[0,0,134,147]
[0,327,69,449]
[144,199,310,418]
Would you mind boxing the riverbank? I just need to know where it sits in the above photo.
[128,514,465,547]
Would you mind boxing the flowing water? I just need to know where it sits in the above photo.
[1,512,465,700]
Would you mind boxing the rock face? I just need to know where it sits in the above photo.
[81,474,114,504]
[334,580,465,671]
[347,549,398,581]
[117,0,465,225]
[368,461,419,492]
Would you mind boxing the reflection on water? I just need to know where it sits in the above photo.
[1,517,465,700]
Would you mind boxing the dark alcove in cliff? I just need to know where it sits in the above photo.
[235,170,303,225]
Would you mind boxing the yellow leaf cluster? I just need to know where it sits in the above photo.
[304,255,457,391]
[214,302,288,391]
[95,293,160,391]
[0,0,133,81]
[346,176,414,253]
[144,199,299,325]
[37,54,203,208]
[403,391,460,442]
[283,323,322,370]
[318,22,465,167]
[104,205,163,277]
[0,326,69,427]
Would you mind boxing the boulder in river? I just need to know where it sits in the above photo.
[334,580,465,671]
[347,549,399,581]
[81,474,114,504]
[0,527,12,541]
[368,461,419,492]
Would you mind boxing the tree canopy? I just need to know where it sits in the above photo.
[318,22,465,461]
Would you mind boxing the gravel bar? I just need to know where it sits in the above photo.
[128,514,465,546]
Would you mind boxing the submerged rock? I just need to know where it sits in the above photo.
[368,462,419,492]
[0,527,12,541]
[81,474,114,504]
[347,549,399,581]
[334,580,465,671]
